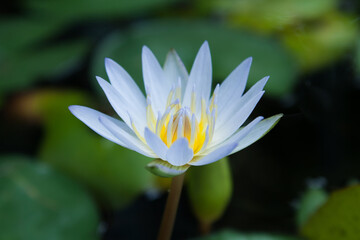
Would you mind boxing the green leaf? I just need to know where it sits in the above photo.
[0,18,63,53]
[92,20,299,98]
[34,90,156,209]
[296,187,328,228]
[24,0,178,23]
[283,12,357,71]
[301,185,360,240]
[187,158,232,226]
[200,0,336,33]
[193,229,301,240]
[197,0,355,71]
[0,156,99,240]
[0,40,89,99]
[354,35,360,76]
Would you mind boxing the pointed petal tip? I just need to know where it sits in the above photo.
[245,56,253,64]
[68,104,81,114]
[142,45,151,54]
[200,40,210,51]
[269,113,284,123]
[202,40,209,47]
[104,57,111,64]
[104,57,117,68]
[270,113,283,126]
[165,48,179,59]
[68,105,76,111]
[96,76,108,86]
[68,105,88,116]
[257,116,265,122]
[142,46,152,60]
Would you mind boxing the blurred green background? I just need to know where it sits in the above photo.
[1,0,360,239]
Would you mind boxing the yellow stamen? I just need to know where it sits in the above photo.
[148,85,218,155]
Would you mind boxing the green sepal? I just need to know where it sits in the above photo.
[146,159,189,178]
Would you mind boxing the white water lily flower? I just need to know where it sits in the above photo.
[69,41,282,177]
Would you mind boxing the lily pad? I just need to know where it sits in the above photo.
[296,187,328,228]
[283,12,357,71]
[0,40,89,100]
[31,90,156,209]
[301,185,360,240]
[200,0,336,33]
[0,156,99,240]
[24,0,178,23]
[193,229,301,240]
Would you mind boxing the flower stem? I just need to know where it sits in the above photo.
[157,173,185,240]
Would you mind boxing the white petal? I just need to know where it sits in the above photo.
[216,76,268,128]
[227,116,263,143]
[163,49,188,98]
[144,128,168,160]
[217,57,252,111]
[69,105,124,146]
[207,116,263,150]
[97,76,146,132]
[166,138,194,166]
[212,91,264,145]
[97,76,130,125]
[189,143,238,166]
[142,46,171,113]
[99,116,155,158]
[105,58,146,112]
[183,41,212,113]
[232,114,283,154]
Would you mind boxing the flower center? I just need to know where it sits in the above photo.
[140,81,218,155]
[158,106,208,154]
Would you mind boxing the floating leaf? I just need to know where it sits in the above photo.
[301,185,360,240]
[354,35,360,77]
[283,12,357,71]
[24,0,178,23]
[296,188,328,228]
[92,20,299,98]
[197,0,355,71]
[200,0,336,33]
[0,40,89,99]
[0,18,63,53]
[30,90,157,209]
[193,229,301,240]
[0,156,99,240]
